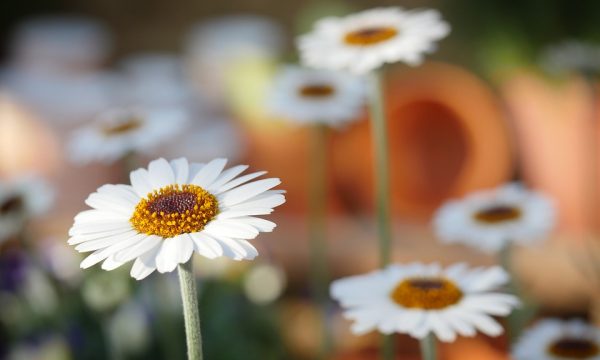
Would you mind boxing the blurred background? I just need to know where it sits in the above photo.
[2,0,600,359]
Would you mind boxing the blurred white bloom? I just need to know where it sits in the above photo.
[433,183,556,253]
[243,263,286,304]
[513,319,600,360]
[8,335,71,360]
[0,176,53,242]
[22,267,59,316]
[68,158,285,280]
[44,240,84,285]
[67,107,187,165]
[298,7,450,74]
[331,262,519,342]
[108,301,150,355]
[541,41,600,75]
[82,270,130,312]
[268,65,365,126]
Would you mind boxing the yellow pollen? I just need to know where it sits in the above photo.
[130,184,218,238]
[548,338,600,359]
[102,117,143,136]
[390,277,463,309]
[344,26,398,46]
[298,84,335,98]
[473,205,522,224]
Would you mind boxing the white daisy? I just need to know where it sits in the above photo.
[541,41,600,76]
[512,319,600,360]
[68,157,285,280]
[67,106,187,165]
[268,65,365,126]
[0,176,53,242]
[297,7,450,75]
[433,183,556,253]
[331,262,519,342]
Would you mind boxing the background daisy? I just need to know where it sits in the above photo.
[331,262,519,342]
[68,157,285,280]
[433,183,556,253]
[267,65,365,126]
[512,319,600,360]
[297,7,450,74]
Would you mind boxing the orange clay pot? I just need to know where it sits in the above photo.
[331,62,514,221]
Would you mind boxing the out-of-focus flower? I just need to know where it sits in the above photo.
[541,41,600,76]
[108,301,150,356]
[433,183,555,253]
[184,15,284,108]
[512,319,600,360]
[298,7,450,74]
[243,263,286,304]
[331,262,519,342]
[0,176,53,242]
[67,107,187,165]
[21,267,59,316]
[68,158,286,280]
[7,334,71,360]
[82,270,130,312]
[268,65,365,126]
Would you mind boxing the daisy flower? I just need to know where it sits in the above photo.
[331,262,519,342]
[512,319,600,360]
[68,157,285,280]
[268,65,365,126]
[297,7,450,75]
[0,176,53,242]
[433,183,556,253]
[541,41,600,76]
[67,107,187,165]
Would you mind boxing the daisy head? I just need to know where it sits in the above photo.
[68,157,285,280]
[433,183,556,253]
[297,7,450,75]
[268,65,365,126]
[513,319,600,360]
[67,107,187,165]
[331,262,519,342]
[0,176,53,242]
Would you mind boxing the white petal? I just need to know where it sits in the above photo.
[170,158,189,184]
[219,178,281,207]
[113,235,162,263]
[155,235,194,273]
[191,158,227,188]
[101,254,127,270]
[148,158,175,188]
[214,171,267,194]
[75,230,138,252]
[190,232,224,259]
[130,245,161,280]
[130,168,154,197]
[80,233,143,269]
[207,165,249,191]
[204,220,259,240]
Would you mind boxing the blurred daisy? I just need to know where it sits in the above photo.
[541,41,600,76]
[0,176,53,242]
[331,262,519,342]
[68,157,285,280]
[298,7,450,74]
[513,319,600,360]
[433,183,555,253]
[268,65,365,126]
[67,107,187,165]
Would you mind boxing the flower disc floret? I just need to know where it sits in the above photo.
[548,338,600,359]
[390,277,463,309]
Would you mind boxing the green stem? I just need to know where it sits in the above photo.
[177,261,203,360]
[367,70,394,360]
[309,124,332,358]
[419,334,437,360]
[500,244,524,344]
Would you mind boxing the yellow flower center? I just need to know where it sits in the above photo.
[390,277,463,309]
[473,205,522,224]
[0,195,24,215]
[344,26,398,46]
[130,184,219,238]
[548,338,600,359]
[298,84,335,98]
[102,118,143,136]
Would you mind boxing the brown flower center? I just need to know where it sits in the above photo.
[298,84,335,98]
[390,277,463,309]
[548,338,600,359]
[344,26,398,46]
[102,118,143,136]
[130,184,219,238]
[473,205,522,224]
[0,195,24,215]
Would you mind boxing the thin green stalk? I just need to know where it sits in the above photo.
[367,70,394,360]
[308,124,333,358]
[177,261,203,360]
[419,334,437,360]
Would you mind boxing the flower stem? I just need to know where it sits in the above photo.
[419,333,437,360]
[177,260,203,360]
[367,70,394,360]
[309,124,333,358]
